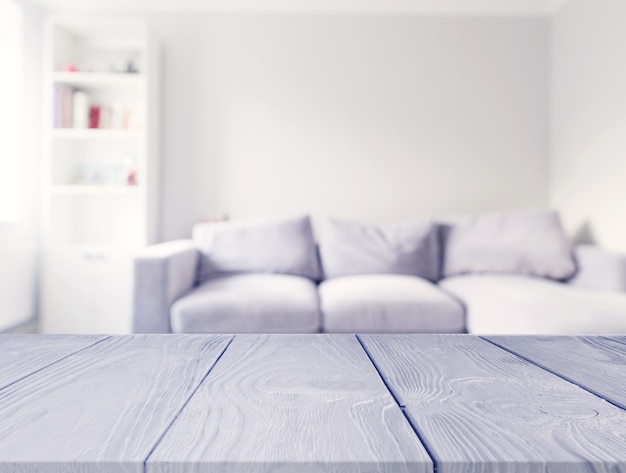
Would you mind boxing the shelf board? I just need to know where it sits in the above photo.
[49,185,141,195]
[51,129,141,140]
[43,243,141,252]
[50,72,143,88]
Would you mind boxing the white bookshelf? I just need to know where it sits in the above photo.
[51,129,140,140]
[49,185,142,195]
[40,16,160,334]
[50,71,144,88]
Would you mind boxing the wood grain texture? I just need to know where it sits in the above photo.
[0,334,107,391]
[360,334,626,473]
[603,335,626,347]
[0,334,232,473]
[147,334,433,473]
[485,336,626,410]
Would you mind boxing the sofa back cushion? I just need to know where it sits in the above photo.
[193,214,321,281]
[441,209,576,280]
[319,217,439,281]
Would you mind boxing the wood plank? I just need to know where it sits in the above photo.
[485,336,626,410]
[147,334,433,473]
[360,334,626,473]
[0,334,107,391]
[603,335,626,347]
[0,334,232,473]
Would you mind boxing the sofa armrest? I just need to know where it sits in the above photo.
[567,245,626,293]
[133,240,199,333]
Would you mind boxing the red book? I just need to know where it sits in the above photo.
[89,106,100,129]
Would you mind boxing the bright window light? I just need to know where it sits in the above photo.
[0,0,23,224]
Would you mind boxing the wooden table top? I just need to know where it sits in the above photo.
[1,334,626,472]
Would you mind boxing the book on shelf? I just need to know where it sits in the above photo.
[52,86,140,132]
[73,90,88,128]
[53,84,74,128]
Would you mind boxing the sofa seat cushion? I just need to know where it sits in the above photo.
[170,274,321,333]
[319,275,465,333]
[440,274,626,334]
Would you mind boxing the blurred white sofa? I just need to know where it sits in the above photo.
[133,211,626,335]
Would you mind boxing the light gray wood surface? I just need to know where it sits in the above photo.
[3,334,626,473]
[603,335,626,347]
[147,334,433,473]
[359,334,626,473]
[0,334,107,391]
[484,336,626,409]
[0,334,232,473]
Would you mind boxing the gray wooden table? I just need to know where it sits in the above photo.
[1,334,626,473]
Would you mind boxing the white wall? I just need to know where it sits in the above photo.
[0,247,37,331]
[150,14,551,240]
[551,0,626,251]
[0,0,42,331]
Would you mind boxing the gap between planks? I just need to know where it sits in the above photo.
[602,335,626,349]
[142,336,235,472]
[355,334,439,473]
[0,335,112,394]
[480,336,626,413]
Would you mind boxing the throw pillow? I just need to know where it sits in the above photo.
[193,214,321,281]
[319,217,439,281]
[441,209,576,280]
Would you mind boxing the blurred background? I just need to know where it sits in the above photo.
[1,0,624,333]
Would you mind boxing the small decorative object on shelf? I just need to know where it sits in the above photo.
[70,152,140,187]
[88,105,100,129]
[127,168,137,186]
[125,60,139,74]
[123,154,138,186]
